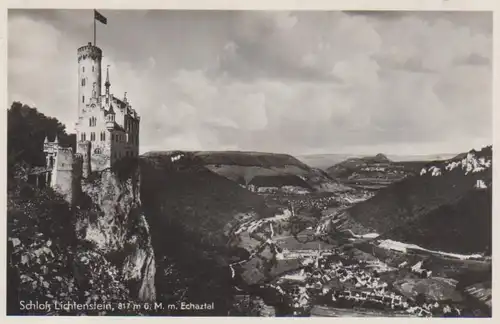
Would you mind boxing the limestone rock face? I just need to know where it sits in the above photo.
[79,168,156,302]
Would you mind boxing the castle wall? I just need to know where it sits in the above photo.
[110,129,138,162]
[51,148,75,205]
[77,103,113,172]
[71,154,83,206]
[109,100,140,159]
[78,141,92,178]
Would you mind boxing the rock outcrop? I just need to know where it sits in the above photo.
[78,166,156,302]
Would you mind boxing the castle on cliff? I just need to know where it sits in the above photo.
[36,42,140,205]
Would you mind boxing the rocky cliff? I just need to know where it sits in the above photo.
[7,159,158,315]
[78,164,156,302]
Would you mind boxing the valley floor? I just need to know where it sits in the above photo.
[228,189,491,318]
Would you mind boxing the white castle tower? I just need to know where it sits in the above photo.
[75,42,140,176]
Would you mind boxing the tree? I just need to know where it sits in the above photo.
[415,293,426,305]
[8,102,76,176]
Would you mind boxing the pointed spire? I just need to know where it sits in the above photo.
[54,135,59,143]
[44,135,49,143]
[105,65,111,91]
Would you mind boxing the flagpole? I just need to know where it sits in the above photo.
[93,10,96,46]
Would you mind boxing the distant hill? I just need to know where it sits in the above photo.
[325,154,428,190]
[297,153,459,170]
[336,146,492,254]
[145,150,352,193]
[297,154,364,170]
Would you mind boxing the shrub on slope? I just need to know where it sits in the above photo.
[7,175,133,315]
[382,187,491,254]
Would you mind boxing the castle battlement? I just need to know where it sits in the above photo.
[59,147,74,154]
[77,42,103,63]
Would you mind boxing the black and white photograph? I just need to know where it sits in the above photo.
[6,5,493,318]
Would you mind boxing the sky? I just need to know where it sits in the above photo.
[8,10,493,156]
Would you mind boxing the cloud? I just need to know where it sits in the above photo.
[8,10,493,156]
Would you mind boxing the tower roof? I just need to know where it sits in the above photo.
[105,65,111,88]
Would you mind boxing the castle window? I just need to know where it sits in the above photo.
[82,66,85,72]
[91,132,96,141]
[92,66,94,72]
[82,79,85,86]
[111,133,114,141]
[82,95,85,103]
[94,148,102,154]
[100,132,105,141]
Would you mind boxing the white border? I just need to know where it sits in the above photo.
[1,1,498,323]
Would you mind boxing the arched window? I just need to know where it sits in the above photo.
[81,79,85,86]
[82,95,85,103]
[82,66,85,72]
[91,132,96,141]
[92,66,95,72]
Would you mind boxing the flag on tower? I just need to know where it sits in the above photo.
[94,10,107,25]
